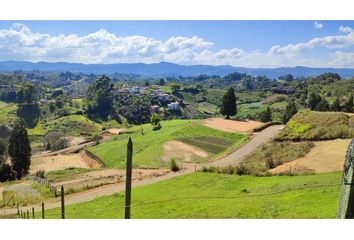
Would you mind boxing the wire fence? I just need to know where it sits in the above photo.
[15,181,342,219]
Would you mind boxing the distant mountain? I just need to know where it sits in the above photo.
[1,60,354,79]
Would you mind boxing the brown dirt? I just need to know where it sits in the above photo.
[30,150,102,174]
[162,140,209,162]
[51,168,171,191]
[100,128,126,141]
[66,136,88,147]
[203,118,263,133]
[269,139,352,174]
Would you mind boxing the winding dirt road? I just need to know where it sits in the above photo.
[0,125,283,217]
[209,125,283,167]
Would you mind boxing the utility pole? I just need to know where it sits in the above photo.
[125,137,133,219]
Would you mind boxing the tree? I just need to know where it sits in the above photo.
[284,74,294,82]
[344,94,353,113]
[331,97,341,112]
[315,98,330,112]
[259,106,272,122]
[159,78,166,86]
[243,78,254,91]
[220,87,237,119]
[150,113,161,131]
[145,81,150,87]
[282,99,298,123]
[86,75,114,119]
[8,119,31,179]
[171,84,181,94]
[308,92,322,110]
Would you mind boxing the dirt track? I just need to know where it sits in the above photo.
[0,125,282,216]
[208,125,284,167]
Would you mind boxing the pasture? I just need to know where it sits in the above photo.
[88,119,246,168]
[38,172,342,219]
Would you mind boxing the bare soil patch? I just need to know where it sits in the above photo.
[203,118,263,133]
[269,139,351,174]
[66,136,88,146]
[100,128,126,141]
[30,150,102,174]
[51,168,170,193]
[162,140,209,163]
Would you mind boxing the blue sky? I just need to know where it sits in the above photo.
[0,20,353,68]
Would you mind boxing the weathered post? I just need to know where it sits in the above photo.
[42,202,45,219]
[32,207,34,219]
[337,139,354,218]
[20,210,23,219]
[17,203,19,216]
[125,137,133,219]
[27,209,29,219]
[61,185,65,219]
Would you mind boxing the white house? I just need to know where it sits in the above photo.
[167,101,180,111]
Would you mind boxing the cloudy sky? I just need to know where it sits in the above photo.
[0,20,353,68]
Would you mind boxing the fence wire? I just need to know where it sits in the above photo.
[15,181,342,219]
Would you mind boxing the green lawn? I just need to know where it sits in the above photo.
[38,172,341,219]
[88,120,246,168]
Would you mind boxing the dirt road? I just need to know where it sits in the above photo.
[0,165,195,216]
[0,125,282,216]
[208,125,283,167]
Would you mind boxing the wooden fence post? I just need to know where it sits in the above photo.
[17,204,19,216]
[20,210,23,219]
[27,209,29,219]
[32,207,34,219]
[61,186,65,219]
[125,137,133,219]
[42,202,45,219]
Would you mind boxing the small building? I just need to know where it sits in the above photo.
[167,101,180,111]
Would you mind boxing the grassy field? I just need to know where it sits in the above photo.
[28,114,103,137]
[277,110,354,140]
[38,172,341,219]
[242,141,315,175]
[88,120,246,168]
[45,168,93,182]
[0,102,17,125]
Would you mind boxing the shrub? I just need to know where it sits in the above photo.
[236,165,250,175]
[170,158,180,172]
[34,169,45,178]
[0,164,15,182]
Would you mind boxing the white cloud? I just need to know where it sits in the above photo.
[339,26,353,33]
[0,23,353,68]
[314,21,323,30]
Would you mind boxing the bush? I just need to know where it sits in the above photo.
[0,164,15,182]
[34,169,45,178]
[44,131,69,151]
[170,158,180,172]
[236,165,250,175]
